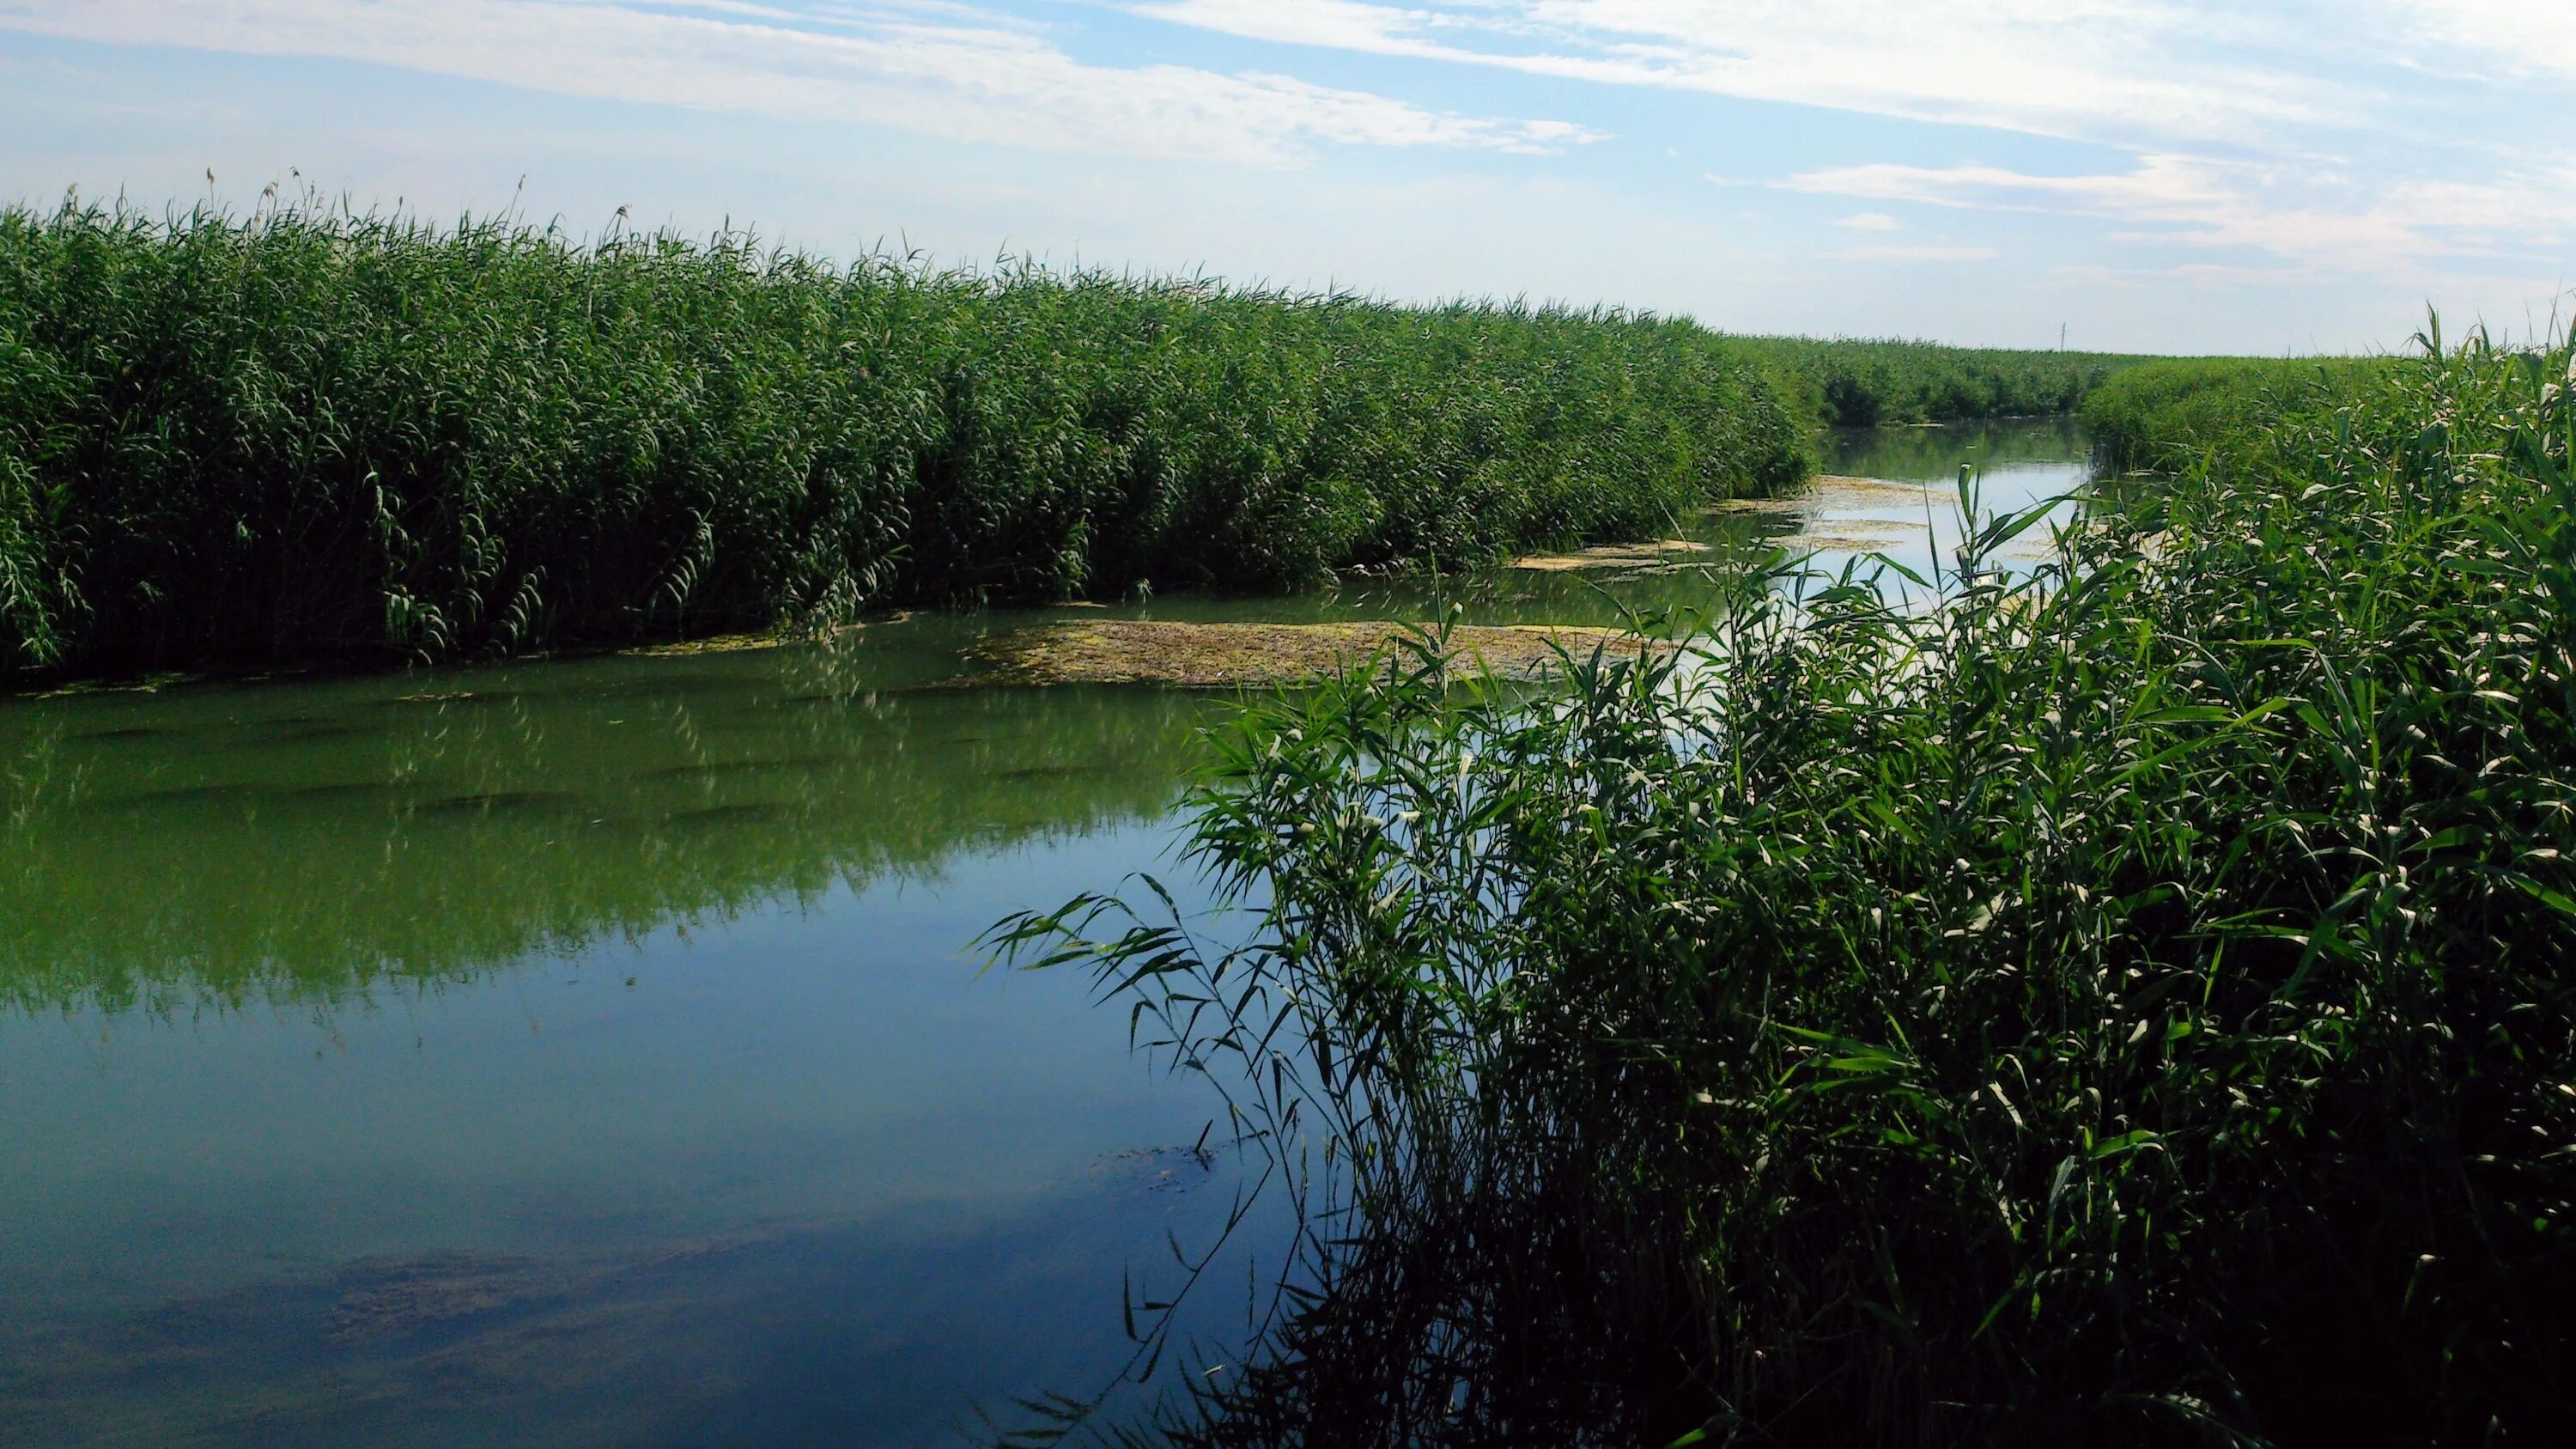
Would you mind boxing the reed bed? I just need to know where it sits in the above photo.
[1001,326,2576,1445]
[2081,354,2398,471]
[0,202,2160,680]
[1747,334,2145,428]
[0,201,1816,677]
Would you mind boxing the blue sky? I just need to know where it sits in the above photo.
[3,0,2570,353]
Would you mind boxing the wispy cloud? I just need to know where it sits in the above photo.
[1782,155,2575,279]
[1130,0,2350,150]
[2387,0,2576,82]
[1826,245,1996,263]
[1129,1,2576,286]
[2048,262,2334,291]
[0,0,1604,167]
[3,0,2567,348]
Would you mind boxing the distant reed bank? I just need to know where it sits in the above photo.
[0,203,2136,678]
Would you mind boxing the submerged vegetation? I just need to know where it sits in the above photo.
[1004,326,2576,1445]
[0,201,2160,681]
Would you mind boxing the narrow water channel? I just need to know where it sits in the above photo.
[0,419,2093,1446]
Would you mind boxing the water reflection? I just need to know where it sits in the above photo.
[0,418,2101,1448]
[2,639,1208,1014]
[0,634,1242,1447]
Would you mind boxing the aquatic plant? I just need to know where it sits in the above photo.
[0,198,2168,680]
[0,199,1833,677]
[1746,334,2148,428]
[2081,354,2396,472]
[1001,323,2576,1445]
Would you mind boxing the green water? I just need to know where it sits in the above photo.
[0,419,2094,1446]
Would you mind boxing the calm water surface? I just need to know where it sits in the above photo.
[0,420,2093,1446]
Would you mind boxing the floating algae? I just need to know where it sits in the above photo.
[1712,473,1945,515]
[617,621,876,659]
[326,1251,568,1344]
[963,620,1630,688]
[1508,539,1714,572]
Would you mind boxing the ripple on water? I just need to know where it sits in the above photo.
[83,783,267,813]
[246,721,378,746]
[635,754,851,782]
[663,802,794,828]
[996,764,1101,781]
[418,790,586,815]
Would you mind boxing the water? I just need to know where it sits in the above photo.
[0,420,2093,1446]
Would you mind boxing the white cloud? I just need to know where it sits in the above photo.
[5,0,2569,348]
[2048,263,2333,291]
[1780,155,2576,280]
[1131,0,2350,150]
[1826,245,1996,263]
[0,0,1603,167]
[1128,0,2576,288]
[2385,0,2576,82]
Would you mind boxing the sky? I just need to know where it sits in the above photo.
[2,0,2571,354]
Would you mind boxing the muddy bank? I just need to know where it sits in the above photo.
[964,620,1631,688]
[1713,474,1944,515]
[1508,539,1716,573]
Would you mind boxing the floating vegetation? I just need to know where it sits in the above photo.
[963,620,1629,688]
[1507,539,1713,572]
[1711,472,1943,514]
[617,624,864,659]
[326,1251,566,1345]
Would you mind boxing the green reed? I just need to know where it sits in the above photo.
[0,200,1807,677]
[1742,334,2148,428]
[2081,354,2397,472]
[0,201,2157,680]
[999,324,2576,1446]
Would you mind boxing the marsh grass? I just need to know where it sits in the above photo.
[0,199,1826,677]
[1747,336,2145,428]
[0,200,2166,680]
[997,324,2576,1446]
[2081,355,2398,472]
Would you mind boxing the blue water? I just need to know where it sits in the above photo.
[0,418,2095,1446]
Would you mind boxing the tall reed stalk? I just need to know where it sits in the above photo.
[0,201,2161,680]
[0,200,1828,676]
[1001,325,2576,1446]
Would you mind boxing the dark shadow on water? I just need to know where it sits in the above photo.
[420,789,587,814]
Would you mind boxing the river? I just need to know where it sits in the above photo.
[0,418,2093,1446]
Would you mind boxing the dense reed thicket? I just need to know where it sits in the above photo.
[1008,328,2576,1445]
[0,202,1836,677]
[2081,354,2397,470]
[0,203,2167,681]
[1747,334,2144,427]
